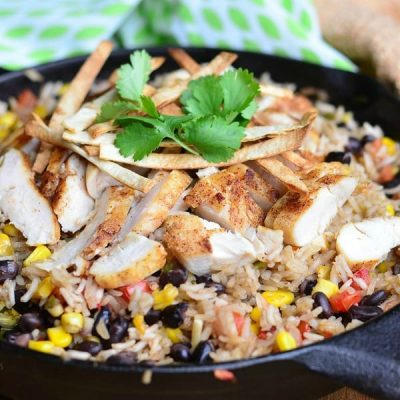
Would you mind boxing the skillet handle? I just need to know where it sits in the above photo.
[291,306,400,400]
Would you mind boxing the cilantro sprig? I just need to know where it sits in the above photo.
[97,50,260,162]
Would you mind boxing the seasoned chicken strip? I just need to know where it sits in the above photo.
[119,170,192,238]
[0,149,60,245]
[90,232,167,289]
[85,164,121,199]
[337,217,400,270]
[184,165,266,233]
[265,174,358,246]
[163,213,257,275]
[82,186,140,260]
[52,154,95,233]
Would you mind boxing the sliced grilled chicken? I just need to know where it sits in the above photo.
[265,174,358,246]
[337,217,400,270]
[82,186,141,260]
[85,164,121,199]
[163,213,257,275]
[90,232,167,289]
[0,149,60,245]
[52,154,95,233]
[119,170,192,238]
[184,165,266,233]
[36,186,137,271]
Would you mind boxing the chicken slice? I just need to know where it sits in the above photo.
[163,213,257,275]
[52,154,95,233]
[184,165,266,233]
[85,164,121,199]
[36,186,137,271]
[337,217,400,270]
[265,174,358,246]
[82,186,141,260]
[90,232,167,289]
[119,170,192,238]
[0,149,60,245]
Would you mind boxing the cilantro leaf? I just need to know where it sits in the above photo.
[140,95,159,118]
[182,116,244,162]
[180,76,223,116]
[114,123,165,160]
[241,98,258,120]
[219,68,260,115]
[96,100,138,123]
[116,50,152,102]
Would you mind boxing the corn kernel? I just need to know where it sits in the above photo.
[386,204,395,216]
[34,104,48,119]
[35,276,55,299]
[383,137,397,156]
[276,330,297,351]
[28,340,57,354]
[153,283,179,310]
[376,260,395,273]
[254,261,268,269]
[165,328,184,344]
[262,290,294,308]
[58,83,70,96]
[250,306,261,322]
[61,312,84,333]
[133,314,145,335]
[250,322,260,335]
[0,128,9,141]
[45,296,63,317]
[312,279,339,298]
[0,112,17,129]
[3,224,19,237]
[47,326,72,348]
[317,265,331,280]
[0,233,13,256]
[24,245,51,267]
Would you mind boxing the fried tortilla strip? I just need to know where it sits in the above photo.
[82,186,141,260]
[26,115,153,193]
[99,111,315,169]
[281,151,313,169]
[84,145,100,157]
[88,121,116,138]
[158,103,184,116]
[152,51,237,108]
[33,40,114,173]
[255,158,308,193]
[168,48,201,74]
[63,131,115,145]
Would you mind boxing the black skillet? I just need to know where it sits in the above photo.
[0,48,399,400]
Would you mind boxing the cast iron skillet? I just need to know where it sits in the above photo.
[0,48,399,400]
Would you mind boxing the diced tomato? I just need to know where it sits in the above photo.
[258,331,267,340]
[379,165,395,183]
[368,138,383,154]
[320,331,333,338]
[17,89,37,109]
[120,281,151,301]
[214,369,236,382]
[352,268,371,290]
[233,312,244,335]
[330,289,362,313]
[298,321,311,338]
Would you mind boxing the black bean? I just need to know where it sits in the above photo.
[325,151,351,165]
[337,312,352,327]
[170,343,191,362]
[345,137,362,154]
[383,172,400,189]
[349,305,383,322]
[393,264,400,275]
[92,306,111,339]
[108,316,129,344]
[360,290,388,307]
[337,122,347,128]
[195,274,225,294]
[0,260,18,283]
[159,265,188,289]
[18,313,43,333]
[161,303,188,328]
[144,309,161,325]
[192,340,214,364]
[299,279,317,296]
[313,292,334,318]
[12,290,37,314]
[3,330,30,347]
[361,134,376,147]
[74,340,103,356]
[106,351,137,365]
[39,309,55,328]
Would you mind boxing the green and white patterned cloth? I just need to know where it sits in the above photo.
[0,0,355,71]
